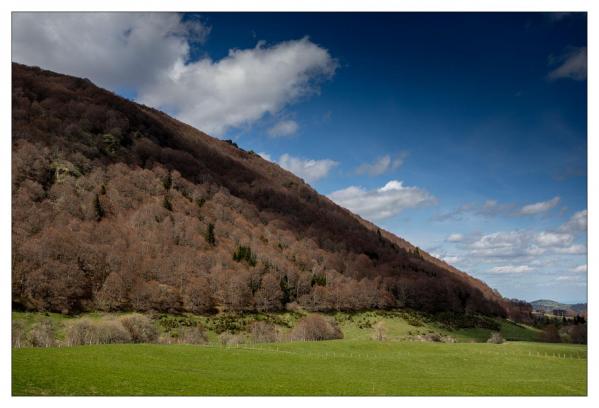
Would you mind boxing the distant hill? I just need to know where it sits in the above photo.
[12,63,513,317]
[530,299,587,314]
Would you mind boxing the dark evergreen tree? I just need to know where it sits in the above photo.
[205,223,216,246]
[94,194,105,221]
[163,195,172,211]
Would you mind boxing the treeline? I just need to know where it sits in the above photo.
[12,63,508,318]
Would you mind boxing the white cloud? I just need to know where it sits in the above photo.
[489,265,534,274]
[466,228,586,260]
[555,244,587,255]
[519,196,560,215]
[572,264,587,273]
[548,47,587,81]
[356,153,406,176]
[442,255,461,264]
[137,38,336,135]
[258,152,272,161]
[555,275,583,282]
[12,13,207,90]
[469,231,534,258]
[560,209,587,233]
[328,180,435,221]
[277,154,338,182]
[535,231,574,247]
[447,233,464,242]
[12,13,337,136]
[433,199,514,221]
[267,120,299,138]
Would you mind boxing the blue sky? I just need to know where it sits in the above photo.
[12,12,588,303]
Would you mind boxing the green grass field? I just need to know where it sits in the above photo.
[12,311,586,395]
[13,340,586,396]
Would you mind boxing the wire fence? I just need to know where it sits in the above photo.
[192,342,587,361]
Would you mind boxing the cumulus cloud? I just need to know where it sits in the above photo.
[356,153,407,176]
[278,154,338,182]
[572,264,587,273]
[469,231,535,258]
[548,46,587,81]
[12,13,207,90]
[267,120,299,138]
[519,196,560,215]
[138,37,336,135]
[328,180,435,221]
[12,13,337,136]
[535,231,574,247]
[447,233,464,242]
[489,265,534,274]
[560,209,587,233]
[466,228,586,259]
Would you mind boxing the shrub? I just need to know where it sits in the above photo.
[12,320,28,348]
[487,331,505,344]
[96,320,131,344]
[372,321,386,341]
[219,332,246,346]
[119,314,159,343]
[539,324,561,343]
[66,318,97,346]
[28,319,56,347]
[66,318,131,346]
[249,321,277,343]
[179,324,208,344]
[422,333,443,342]
[568,324,587,344]
[290,314,343,341]
[405,314,424,327]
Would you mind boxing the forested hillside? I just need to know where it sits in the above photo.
[12,63,513,317]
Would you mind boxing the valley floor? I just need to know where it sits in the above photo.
[13,340,586,396]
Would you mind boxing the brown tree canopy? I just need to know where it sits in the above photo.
[12,63,510,317]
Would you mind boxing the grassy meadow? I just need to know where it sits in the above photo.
[12,311,587,396]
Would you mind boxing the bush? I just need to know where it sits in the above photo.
[119,314,159,343]
[28,319,56,347]
[539,324,561,343]
[96,320,131,344]
[66,318,131,345]
[12,320,28,348]
[66,318,97,346]
[423,333,443,342]
[290,314,343,341]
[568,324,587,344]
[372,321,386,341]
[179,325,208,344]
[219,332,246,346]
[405,315,424,327]
[487,331,505,344]
[249,321,277,343]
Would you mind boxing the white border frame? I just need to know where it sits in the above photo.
[1,1,595,407]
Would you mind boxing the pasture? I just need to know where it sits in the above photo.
[12,340,587,396]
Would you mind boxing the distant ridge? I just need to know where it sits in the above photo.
[530,299,587,314]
